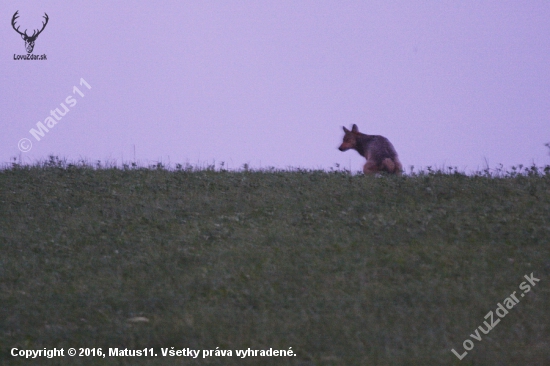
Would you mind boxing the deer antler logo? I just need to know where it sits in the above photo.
[12,10,49,54]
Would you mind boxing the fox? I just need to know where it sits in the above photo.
[338,124,403,175]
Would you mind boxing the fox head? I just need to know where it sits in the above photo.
[338,124,360,151]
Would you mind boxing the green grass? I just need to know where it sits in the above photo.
[1,159,549,365]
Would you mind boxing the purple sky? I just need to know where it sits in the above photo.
[2,1,550,172]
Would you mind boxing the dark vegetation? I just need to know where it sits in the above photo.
[1,157,549,365]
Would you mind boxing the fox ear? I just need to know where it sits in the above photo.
[351,124,359,133]
[343,126,350,133]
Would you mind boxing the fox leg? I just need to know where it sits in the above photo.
[380,158,403,175]
[381,158,395,173]
[363,160,379,175]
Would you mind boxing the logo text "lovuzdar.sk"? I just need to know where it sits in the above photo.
[29,79,91,142]
[14,54,47,60]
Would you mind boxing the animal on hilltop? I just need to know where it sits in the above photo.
[338,124,402,175]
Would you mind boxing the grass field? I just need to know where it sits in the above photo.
[1,158,549,365]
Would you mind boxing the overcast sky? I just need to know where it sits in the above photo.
[1,1,549,173]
